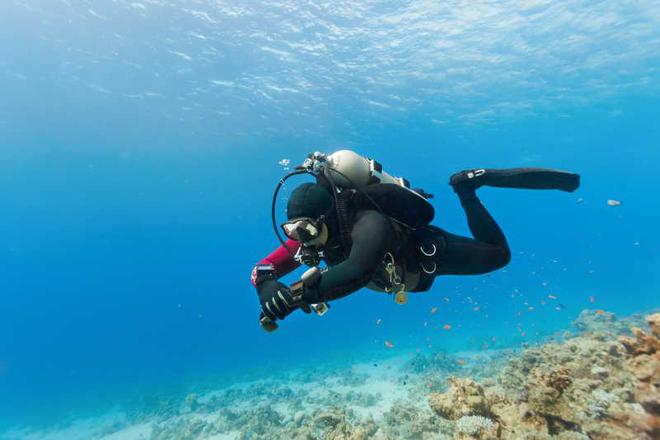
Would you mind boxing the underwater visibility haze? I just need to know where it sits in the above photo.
[0,1,659,438]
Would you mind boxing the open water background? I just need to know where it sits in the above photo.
[0,0,658,429]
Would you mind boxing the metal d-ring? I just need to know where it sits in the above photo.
[421,260,437,274]
[420,243,437,257]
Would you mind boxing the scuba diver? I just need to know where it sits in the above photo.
[251,150,580,331]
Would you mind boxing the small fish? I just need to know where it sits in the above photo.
[443,324,452,331]
[456,358,465,365]
[443,297,450,303]
[528,306,535,312]
[473,306,480,312]
[384,340,394,348]
[555,304,565,311]
[278,158,291,167]
[595,309,606,315]
[431,307,438,314]
[423,321,428,327]
[521,331,526,337]
[576,197,584,204]
[548,294,557,300]
[588,295,596,304]
[376,319,382,325]
[491,336,497,342]
[607,199,622,207]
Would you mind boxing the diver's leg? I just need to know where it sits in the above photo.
[432,190,511,275]
[455,190,508,247]
[434,230,511,275]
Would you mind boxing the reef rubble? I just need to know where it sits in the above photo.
[428,312,659,439]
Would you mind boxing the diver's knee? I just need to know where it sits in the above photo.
[495,247,511,269]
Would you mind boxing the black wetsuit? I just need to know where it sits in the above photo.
[303,188,510,304]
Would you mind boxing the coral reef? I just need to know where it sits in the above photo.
[12,310,657,440]
[428,377,492,420]
[381,402,453,439]
[428,313,660,439]
[454,416,496,440]
[571,309,646,337]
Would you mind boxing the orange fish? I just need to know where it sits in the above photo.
[595,309,606,315]
[431,307,438,314]
[384,340,394,348]
[443,324,452,331]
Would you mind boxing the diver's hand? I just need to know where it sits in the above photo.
[258,280,299,320]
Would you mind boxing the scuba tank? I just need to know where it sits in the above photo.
[318,150,435,228]
[325,150,412,189]
[306,150,430,198]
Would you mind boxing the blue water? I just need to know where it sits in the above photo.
[1,0,659,431]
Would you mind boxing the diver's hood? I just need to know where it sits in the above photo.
[286,183,334,221]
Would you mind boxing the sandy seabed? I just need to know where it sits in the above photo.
[3,309,658,440]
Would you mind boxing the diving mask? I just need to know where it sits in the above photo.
[281,217,324,243]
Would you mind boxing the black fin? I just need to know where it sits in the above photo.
[451,168,580,193]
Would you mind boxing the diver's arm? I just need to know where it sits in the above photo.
[305,210,393,303]
[250,239,302,287]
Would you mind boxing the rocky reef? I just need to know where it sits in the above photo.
[142,311,659,439]
[428,312,659,439]
[9,310,657,440]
